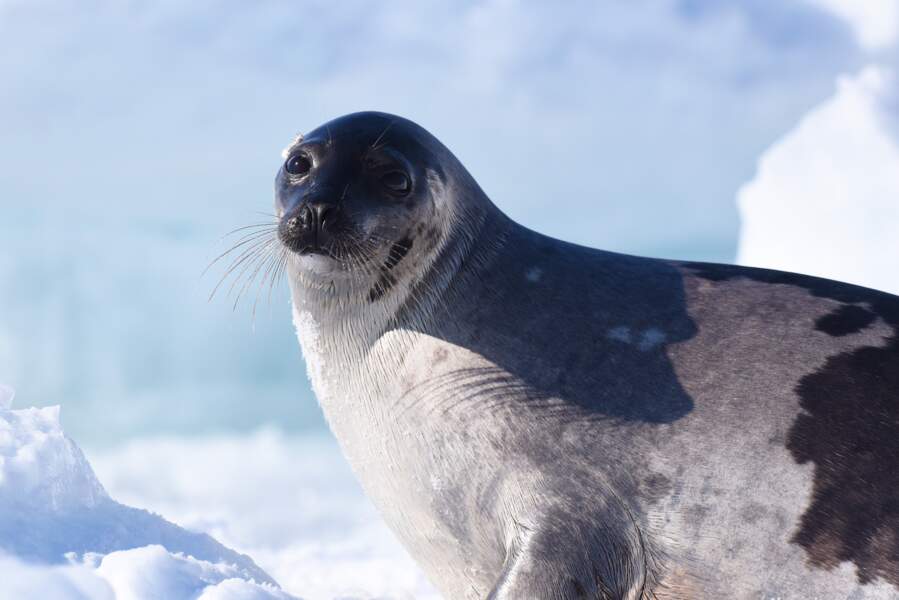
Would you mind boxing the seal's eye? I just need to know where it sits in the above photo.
[380,171,411,195]
[285,154,312,176]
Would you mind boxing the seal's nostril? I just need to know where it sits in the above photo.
[300,203,337,231]
[299,206,314,229]
[317,206,336,230]
[280,202,337,251]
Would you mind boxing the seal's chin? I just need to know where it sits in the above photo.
[292,251,343,275]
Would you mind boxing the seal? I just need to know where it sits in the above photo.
[271,112,899,599]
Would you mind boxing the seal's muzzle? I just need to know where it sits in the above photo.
[279,200,339,254]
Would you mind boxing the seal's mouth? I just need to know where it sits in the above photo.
[282,238,341,263]
[282,238,329,257]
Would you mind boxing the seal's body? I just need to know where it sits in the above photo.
[275,112,899,599]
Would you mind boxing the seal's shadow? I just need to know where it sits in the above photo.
[416,231,698,424]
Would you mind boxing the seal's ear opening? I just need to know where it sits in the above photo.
[380,171,411,196]
[363,144,417,201]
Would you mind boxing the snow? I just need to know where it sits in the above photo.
[0,547,295,600]
[0,389,296,600]
[0,404,106,514]
[0,552,113,600]
[737,66,899,295]
[88,430,439,600]
[0,385,436,600]
[93,546,294,600]
[738,2,899,294]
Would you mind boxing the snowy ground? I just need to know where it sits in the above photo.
[0,385,436,599]
[88,431,438,600]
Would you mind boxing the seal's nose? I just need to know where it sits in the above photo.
[301,202,336,232]
[280,200,339,252]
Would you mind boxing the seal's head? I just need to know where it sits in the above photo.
[276,112,458,288]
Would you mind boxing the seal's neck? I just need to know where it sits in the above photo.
[288,187,515,483]
[288,187,512,363]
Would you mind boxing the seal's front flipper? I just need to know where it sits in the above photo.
[488,564,614,599]
[487,521,648,600]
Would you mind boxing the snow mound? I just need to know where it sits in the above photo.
[90,430,440,600]
[0,551,113,600]
[0,388,294,600]
[94,545,294,600]
[737,66,899,295]
[0,403,106,513]
[0,546,295,600]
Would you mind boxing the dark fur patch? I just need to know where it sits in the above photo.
[640,473,673,504]
[788,340,899,585]
[421,225,441,251]
[368,237,413,302]
[368,272,396,303]
[690,262,899,586]
[815,304,877,337]
[383,236,412,270]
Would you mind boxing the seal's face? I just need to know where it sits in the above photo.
[276,112,443,280]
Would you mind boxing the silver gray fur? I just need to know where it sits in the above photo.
[277,112,899,599]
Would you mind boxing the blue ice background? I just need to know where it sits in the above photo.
[0,1,869,444]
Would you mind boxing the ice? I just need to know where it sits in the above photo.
[0,393,293,599]
[0,547,296,600]
[88,429,439,600]
[0,404,107,514]
[0,552,114,600]
[737,1,899,294]
[94,545,294,600]
[0,386,435,599]
[737,66,899,295]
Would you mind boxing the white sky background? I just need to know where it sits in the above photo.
[0,0,892,443]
